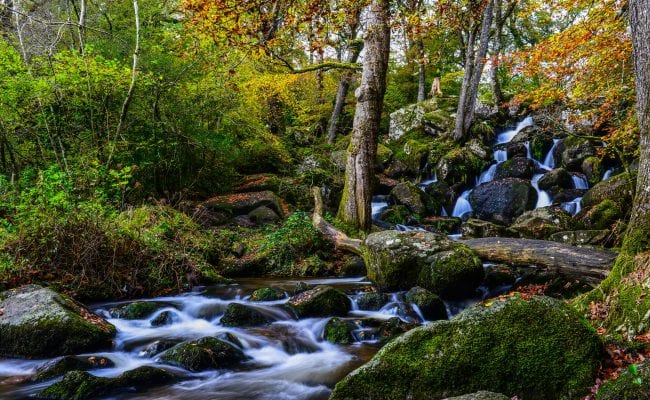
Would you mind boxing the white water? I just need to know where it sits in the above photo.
[496,116,534,144]
[603,169,614,180]
[542,139,560,169]
[572,174,589,190]
[371,195,390,220]
[531,174,552,208]
[451,190,473,218]
[561,197,583,216]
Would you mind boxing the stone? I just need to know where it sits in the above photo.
[538,168,573,192]
[460,219,515,239]
[331,295,602,400]
[250,287,285,302]
[549,230,611,246]
[0,285,116,358]
[494,157,535,180]
[109,301,160,319]
[356,292,390,311]
[287,285,351,318]
[582,171,636,209]
[201,190,284,217]
[436,148,485,187]
[160,337,248,372]
[404,287,447,321]
[33,356,114,382]
[362,231,484,299]
[577,200,623,230]
[324,317,356,344]
[554,137,597,171]
[390,182,439,215]
[510,206,573,239]
[469,178,538,225]
[445,392,510,400]
[220,303,273,327]
[150,311,173,327]
[248,205,280,224]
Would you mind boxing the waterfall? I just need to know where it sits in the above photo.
[496,116,534,144]
[561,197,582,216]
[542,139,560,169]
[531,174,552,208]
[452,190,473,218]
[371,195,390,219]
[571,174,589,190]
[602,169,613,180]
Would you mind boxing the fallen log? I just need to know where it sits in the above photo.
[461,237,617,284]
[311,187,363,255]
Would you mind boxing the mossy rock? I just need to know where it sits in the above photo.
[376,317,418,343]
[446,391,510,400]
[390,182,439,216]
[461,218,517,239]
[159,336,248,372]
[150,311,173,327]
[380,205,412,225]
[469,178,538,225]
[582,171,636,209]
[331,295,602,400]
[33,356,114,382]
[421,216,461,235]
[356,292,390,311]
[109,301,160,319]
[510,206,573,239]
[596,361,650,399]
[436,147,484,187]
[404,287,447,321]
[0,285,116,358]
[376,143,394,170]
[140,339,182,358]
[220,303,273,327]
[582,156,604,186]
[324,317,356,344]
[577,200,623,230]
[287,285,351,318]
[555,136,597,171]
[250,287,285,302]
[484,265,517,290]
[494,157,535,181]
[37,366,176,400]
[362,231,484,299]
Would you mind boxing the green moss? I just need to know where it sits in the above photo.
[597,361,650,399]
[220,303,272,327]
[382,205,411,225]
[110,302,159,319]
[250,287,285,301]
[582,200,622,230]
[331,295,602,400]
[287,285,351,318]
[160,337,248,372]
[405,287,447,321]
[324,317,355,344]
[416,245,484,299]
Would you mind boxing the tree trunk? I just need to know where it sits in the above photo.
[337,0,390,231]
[490,0,504,105]
[327,39,363,144]
[416,40,426,102]
[454,0,495,141]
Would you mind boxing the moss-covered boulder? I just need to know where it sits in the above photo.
[356,292,390,311]
[538,168,574,194]
[390,182,439,216]
[37,366,176,400]
[220,303,273,327]
[596,361,650,399]
[469,178,538,225]
[0,285,116,358]
[405,287,447,321]
[33,356,114,382]
[581,156,604,186]
[159,337,248,372]
[582,171,636,209]
[494,157,535,181]
[201,190,284,218]
[362,231,484,299]
[324,317,356,344]
[554,136,597,171]
[484,265,517,290]
[577,199,623,230]
[287,285,351,318]
[330,295,602,400]
[150,311,173,327]
[109,301,160,319]
[250,287,285,302]
[446,391,510,400]
[248,205,281,224]
[510,206,573,239]
[376,317,418,343]
[460,218,516,239]
[436,147,485,187]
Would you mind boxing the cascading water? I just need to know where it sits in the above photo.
[561,197,582,216]
[571,174,589,190]
[371,195,390,220]
[531,174,552,208]
[496,116,533,144]
[543,139,560,169]
[451,190,473,218]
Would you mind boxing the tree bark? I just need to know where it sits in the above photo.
[327,37,363,144]
[337,0,390,231]
[416,40,426,102]
[461,237,616,284]
[453,0,495,141]
[490,0,504,105]
[312,187,363,254]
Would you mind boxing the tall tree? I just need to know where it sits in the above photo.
[453,0,494,141]
[337,0,390,231]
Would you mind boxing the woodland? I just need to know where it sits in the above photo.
[0,0,649,399]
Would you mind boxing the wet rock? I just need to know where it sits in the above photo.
[390,182,440,215]
[582,171,636,209]
[376,174,400,193]
[510,206,573,239]
[0,285,116,358]
[324,317,356,344]
[331,296,602,400]
[150,311,173,327]
[248,205,280,224]
[577,200,623,230]
[339,255,366,277]
[356,292,390,311]
[287,285,351,318]
[504,142,527,159]
[376,317,418,343]
[460,219,515,239]
[446,392,510,400]
[220,303,273,327]
[511,126,554,161]
[362,231,484,299]
[250,287,285,302]
[484,265,517,290]
[109,301,160,320]
[554,137,597,171]
[405,287,447,321]
[215,332,244,349]
[421,216,462,235]
[201,190,284,218]
[581,156,604,186]
[140,339,182,358]
[469,178,538,225]
[538,168,573,193]
[33,356,114,382]
[553,189,587,203]
[424,181,456,213]
[160,337,248,372]
[436,148,485,188]
[37,366,176,400]
[292,281,314,295]
[494,157,535,180]
[384,159,411,179]
[549,230,611,246]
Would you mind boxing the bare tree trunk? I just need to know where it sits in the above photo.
[491,0,504,105]
[337,0,390,231]
[326,40,362,144]
[416,40,426,102]
[77,0,86,54]
[453,0,495,142]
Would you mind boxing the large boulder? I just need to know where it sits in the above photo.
[538,168,573,193]
[287,285,351,318]
[436,148,485,188]
[469,178,538,225]
[554,137,597,171]
[356,292,390,311]
[160,337,248,372]
[390,182,439,215]
[494,157,535,180]
[250,287,285,302]
[581,171,636,209]
[33,356,114,382]
[324,317,356,344]
[362,231,484,299]
[201,190,284,217]
[389,102,427,141]
[331,295,602,400]
[37,366,176,400]
[511,126,554,161]
[404,287,447,321]
[510,206,573,239]
[460,219,515,239]
[220,303,273,327]
[0,285,116,358]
